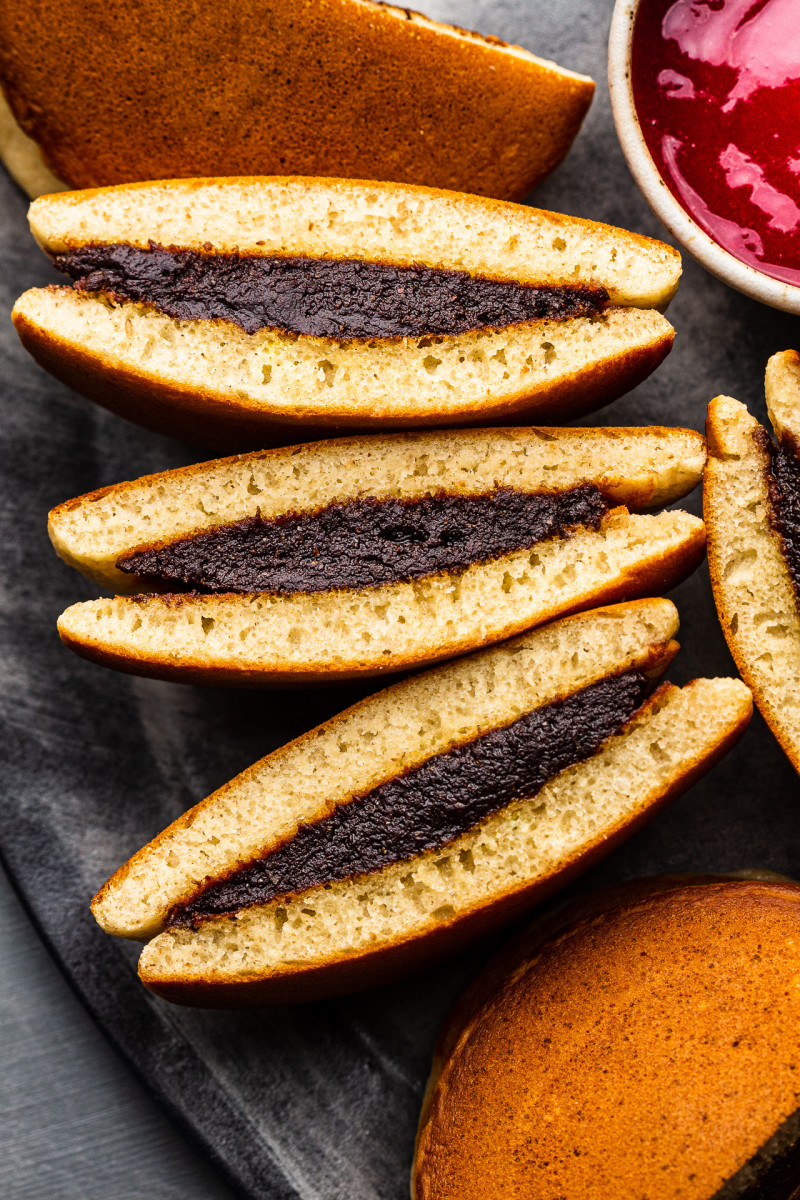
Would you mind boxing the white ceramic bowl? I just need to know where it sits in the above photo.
[608,0,800,315]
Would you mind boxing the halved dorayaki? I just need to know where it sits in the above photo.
[14,178,681,448]
[50,425,707,685]
[705,351,800,773]
[413,876,800,1200]
[0,0,593,201]
[90,601,752,1006]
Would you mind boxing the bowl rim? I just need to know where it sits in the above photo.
[608,0,800,315]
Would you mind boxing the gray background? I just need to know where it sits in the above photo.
[2,1,800,1197]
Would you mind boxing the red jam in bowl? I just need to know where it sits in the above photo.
[631,0,800,287]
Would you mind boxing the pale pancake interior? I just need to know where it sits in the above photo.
[48,426,706,591]
[94,599,682,939]
[137,677,749,986]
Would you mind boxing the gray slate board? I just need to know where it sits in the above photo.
[0,864,236,1199]
[2,1,800,1197]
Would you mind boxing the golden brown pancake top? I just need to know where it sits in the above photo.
[416,881,800,1200]
[0,0,593,199]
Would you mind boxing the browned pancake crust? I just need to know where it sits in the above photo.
[704,397,800,775]
[0,0,593,199]
[56,525,706,686]
[414,880,800,1200]
[139,735,752,1007]
[167,671,652,926]
[12,303,673,451]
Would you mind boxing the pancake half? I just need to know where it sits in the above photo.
[89,601,752,1005]
[0,0,593,201]
[0,90,64,199]
[413,878,800,1200]
[51,426,706,685]
[13,178,680,448]
[705,351,800,772]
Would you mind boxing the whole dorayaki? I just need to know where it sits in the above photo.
[0,0,593,200]
[414,875,800,1200]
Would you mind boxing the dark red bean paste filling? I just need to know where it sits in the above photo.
[52,242,609,338]
[117,485,608,595]
[168,670,651,928]
[756,427,800,601]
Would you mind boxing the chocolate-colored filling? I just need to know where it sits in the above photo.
[117,485,608,595]
[53,243,609,338]
[168,670,651,928]
[757,427,800,598]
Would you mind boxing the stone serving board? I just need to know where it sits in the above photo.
[1,2,799,1196]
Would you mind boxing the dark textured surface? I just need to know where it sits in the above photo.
[3,3,800,1199]
[0,864,237,1199]
[54,244,607,338]
[760,429,800,602]
[173,672,649,925]
[120,485,607,595]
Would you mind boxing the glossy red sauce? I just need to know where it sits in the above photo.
[631,0,800,286]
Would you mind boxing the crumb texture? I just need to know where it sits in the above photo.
[28,179,678,305]
[48,426,705,592]
[170,670,650,926]
[137,677,750,986]
[765,349,800,444]
[706,393,800,770]
[93,600,681,939]
[15,288,673,430]
[58,509,705,681]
